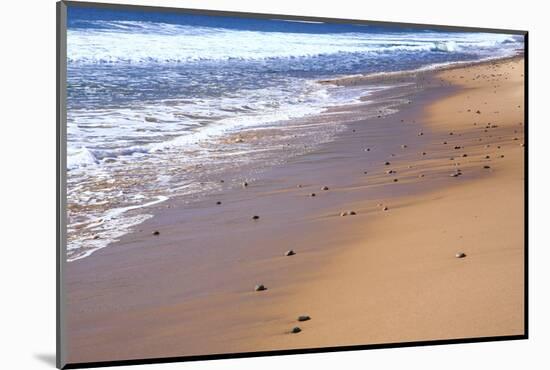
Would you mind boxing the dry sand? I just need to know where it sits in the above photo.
[65,57,525,364]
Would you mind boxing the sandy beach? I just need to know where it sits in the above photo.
[65,56,525,364]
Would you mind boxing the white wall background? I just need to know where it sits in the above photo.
[0,0,546,368]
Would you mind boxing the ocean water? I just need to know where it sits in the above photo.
[66,6,524,261]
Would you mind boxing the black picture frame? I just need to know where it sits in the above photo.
[56,1,528,368]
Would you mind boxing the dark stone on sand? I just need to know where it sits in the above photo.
[455,252,467,258]
[450,173,461,177]
[297,184,303,188]
[449,132,454,135]
[255,284,266,291]
[483,165,491,169]
[386,169,396,174]
[340,210,356,216]
[454,146,461,150]
[401,144,408,149]
[383,206,389,211]
[243,182,249,187]
[384,161,391,166]
[443,141,448,145]
[500,155,505,158]
[297,315,311,322]
[418,132,424,136]
[393,179,398,182]
[485,155,490,159]
[216,201,222,205]
[419,174,425,178]
[93,235,100,240]
[252,215,260,220]
[462,154,468,157]
[291,327,302,334]
[152,231,160,236]
[310,193,316,197]
[422,152,427,155]
[514,137,518,141]
[476,110,481,114]
[285,250,296,256]
[321,186,329,191]
[220,180,225,183]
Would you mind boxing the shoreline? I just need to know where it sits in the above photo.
[66,54,522,262]
[319,53,524,86]
[66,56,525,363]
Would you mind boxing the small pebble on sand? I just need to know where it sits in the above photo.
[255,284,267,291]
[297,315,311,322]
[455,252,467,258]
[321,186,329,191]
[291,327,302,334]
[285,250,296,256]
[252,215,260,220]
[152,231,160,236]
[310,193,316,197]
[340,210,357,216]
[216,201,222,205]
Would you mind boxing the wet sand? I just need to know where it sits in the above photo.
[65,57,525,364]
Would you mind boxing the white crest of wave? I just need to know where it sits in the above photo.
[67,20,522,64]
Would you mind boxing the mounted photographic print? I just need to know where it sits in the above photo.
[56,1,527,368]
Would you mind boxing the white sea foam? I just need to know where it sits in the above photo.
[68,21,521,64]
